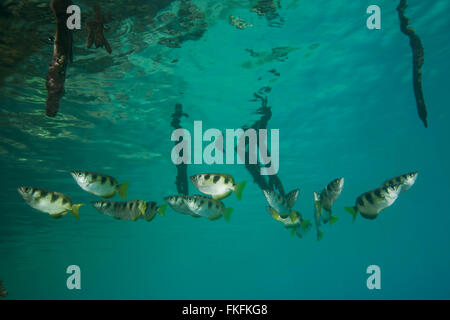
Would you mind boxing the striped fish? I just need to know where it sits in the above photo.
[18,187,83,219]
[263,189,300,220]
[381,172,418,193]
[266,206,311,238]
[182,195,233,221]
[92,200,166,222]
[345,184,400,222]
[314,177,343,225]
[71,171,128,199]
[140,202,167,222]
[190,173,246,200]
[164,195,202,218]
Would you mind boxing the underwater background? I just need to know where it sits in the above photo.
[0,0,449,299]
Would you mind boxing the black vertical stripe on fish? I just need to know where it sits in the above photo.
[213,175,220,183]
[50,193,57,203]
[32,189,40,197]
[366,193,374,205]
[374,189,382,198]
[101,176,107,184]
[224,177,229,184]
[357,197,364,207]
[62,198,68,205]
[205,174,210,180]
[208,201,212,208]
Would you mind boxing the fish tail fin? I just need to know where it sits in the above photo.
[224,208,233,222]
[233,181,247,200]
[71,204,83,220]
[157,204,167,216]
[317,230,324,242]
[117,182,129,200]
[345,206,358,222]
[300,219,312,232]
[329,215,339,225]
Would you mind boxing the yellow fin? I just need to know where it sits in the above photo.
[117,182,129,200]
[140,202,147,216]
[266,206,282,221]
[233,181,247,200]
[344,206,358,223]
[157,204,167,216]
[70,204,83,220]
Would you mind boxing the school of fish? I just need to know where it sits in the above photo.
[17,170,418,242]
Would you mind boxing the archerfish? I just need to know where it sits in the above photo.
[190,173,246,200]
[381,172,418,193]
[266,206,311,238]
[345,184,400,222]
[314,177,344,225]
[263,189,300,220]
[182,195,233,221]
[92,200,166,222]
[71,171,129,199]
[18,187,83,219]
[164,195,202,218]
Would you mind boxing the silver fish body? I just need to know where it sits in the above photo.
[164,195,202,218]
[381,172,418,193]
[18,186,82,219]
[92,200,147,221]
[71,171,129,199]
[266,206,311,238]
[346,185,400,221]
[190,173,246,200]
[140,201,167,221]
[319,177,344,213]
[182,195,233,221]
[263,189,299,218]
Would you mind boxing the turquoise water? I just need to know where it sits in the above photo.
[0,0,449,299]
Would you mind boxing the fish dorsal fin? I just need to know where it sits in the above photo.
[286,189,300,208]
